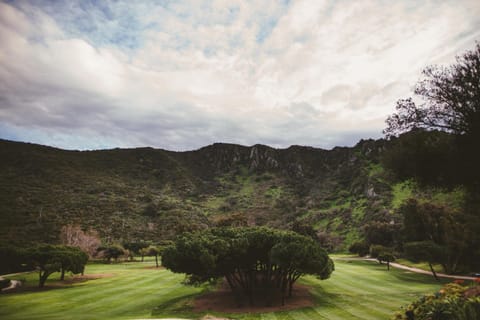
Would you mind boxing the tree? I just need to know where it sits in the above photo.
[57,246,88,280]
[60,225,101,258]
[403,241,443,280]
[381,130,456,185]
[363,221,399,247]
[384,43,480,138]
[162,227,333,307]
[384,43,480,186]
[98,245,125,263]
[377,251,396,271]
[26,245,88,287]
[140,245,161,267]
[398,199,475,274]
[348,241,369,257]
[123,241,149,261]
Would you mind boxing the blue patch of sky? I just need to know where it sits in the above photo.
[256,17,278,43]
[0,123,119,150]
[255,1,291,44]
[9,0,154,50]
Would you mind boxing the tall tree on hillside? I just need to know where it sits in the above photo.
[384,43,480,138]
[384,42,480,186]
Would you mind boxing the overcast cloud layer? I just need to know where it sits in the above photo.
[1,0,480,151]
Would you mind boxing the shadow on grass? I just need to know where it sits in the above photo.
[151,293,200,318]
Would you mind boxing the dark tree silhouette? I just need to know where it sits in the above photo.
[384,43,480,138]
[384,42,480,187]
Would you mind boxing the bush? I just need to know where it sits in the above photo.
[349,241,369,256]
[369,244,388,258]
[393,283,480,320]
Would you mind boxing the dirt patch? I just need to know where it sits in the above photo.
[194,281,314,313]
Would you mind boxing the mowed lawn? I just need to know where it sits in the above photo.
[0,257,448,320]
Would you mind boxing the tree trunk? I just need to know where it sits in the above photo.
[60,268,65,281]
[281,281,287,306]
[387,261,390,271]
[155,254,159,267]
[141,254,144,262]
[429,262,439,281]
[39,270,50,288]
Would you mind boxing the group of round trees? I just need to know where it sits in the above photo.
[162,226,334,306]
[0,244,88,287]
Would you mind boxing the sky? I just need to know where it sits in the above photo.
[1,0,480,151]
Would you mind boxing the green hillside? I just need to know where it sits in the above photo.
[0,139,384,246]
[0,137,466,250]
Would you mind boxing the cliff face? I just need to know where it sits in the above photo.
[0,138,391,247]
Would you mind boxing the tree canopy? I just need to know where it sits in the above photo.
[26,244,88,287]
[162,227,334,306]
[384,43,480,187]
[398,199,478,274]
[384,43,480,138]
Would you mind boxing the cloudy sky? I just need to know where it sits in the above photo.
[1,0,479,151]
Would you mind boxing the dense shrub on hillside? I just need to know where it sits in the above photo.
[393,282,480,320]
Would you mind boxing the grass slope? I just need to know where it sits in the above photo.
[0,258,448,320]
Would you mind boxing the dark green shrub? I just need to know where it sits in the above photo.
[349,241,369,256]
[369,244,388,258]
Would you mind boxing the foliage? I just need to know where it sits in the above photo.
[0,245,27,274]
[377,251,396,271]
[393,283,480,320]
[384,43,480,187]
[403,241,444,280]
[382,130,456,185]
[0,138,388,251]
[349,240,370,256]
[60,224,101,258]
[370,244,389,259]
[398,199,478,274]
[363,221,400,247]
[384,43,480,138]
[26,244,88,287]
[97,245,125,263]
[140,245,161,267]
[57,246,89,280]
[162,227,333,306]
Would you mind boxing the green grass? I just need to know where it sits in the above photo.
[0,258,448,320]
[394,258,443,274]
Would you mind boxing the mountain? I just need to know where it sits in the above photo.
[0,138,398,248]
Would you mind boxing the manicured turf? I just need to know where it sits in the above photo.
[0,258,449,320]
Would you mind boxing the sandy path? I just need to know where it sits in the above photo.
[336,257,477,280]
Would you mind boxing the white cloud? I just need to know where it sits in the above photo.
[1,0,480,150]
